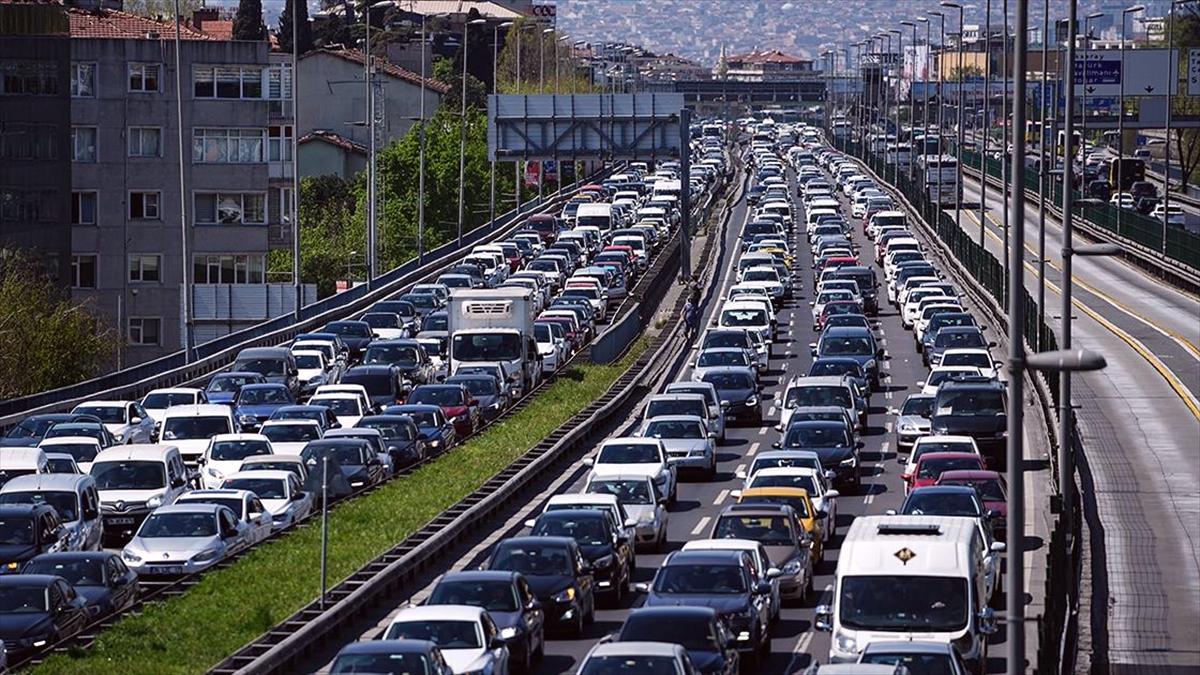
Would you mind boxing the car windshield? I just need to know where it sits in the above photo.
[139,512,217,538]
[25,558,105,586]
[186,497,243,517]
[358,420,416,441]
[325,323,371,338]
[721,309,767,326]
[945,478,1005,501]
[919,457,983,479]
[587,479,653,505]
[142,392,196,408]
[294,354,323,370]
[240,462,302,480]
[840,575,968,632]
[703,333,748,350]
[207,375,255,393]
[162,416,230,441]
[365,345,420,366]
[532,516,609,546]
[703,372,755,390]
[935,331,986,349]
[697,351,748,368]
[342,373,394,397]
[452,333,522,361]
[942,352,991,369]
[210,439,271,461]
[0,516,35,545]
[262,424,321,443]
[861,653,956,675]
[238,388,290,405]
[936,390,1005,416]
[714,514,794,545]
[6,418,57,439]
[784,425,850,448]
[44,426,106,445]
[384,620,481,649]
[307,445,365,467]
[224,477,287,499]
[363,314,399,329]
[644,420,704,439]
[784,386,851,409]
[654,564,746,594]
[428,579,518,613]
[234,358,286,377]
[491,544,573,576]
[313,399,361,416]
[91,461,165,490]
[598,443,659,464]
[619,616,717,652]
[810,361,862,378]
[0,491,77,521]
[0,586,47,612]
[902,397,935,417]
[46,457,78,473]
[579,655,682,675]
[408,388,465,407]
[72,406,124,424]
[750,473,817,493]
[820,337,872,356]
[928,370,977,388]
[452,379,498,397]
[903,492,981,517]
[331,653,430,675]
[739,494,810,518]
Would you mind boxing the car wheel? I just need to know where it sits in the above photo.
[656,526,668,552]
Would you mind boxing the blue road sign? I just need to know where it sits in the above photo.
[1074,59,1121,86]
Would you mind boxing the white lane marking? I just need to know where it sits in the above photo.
[865,491,876,505]
[785,630,815,674]
[735,463,746,475]
[885,391,893,400]
[748,442,761,456]
[881,441,890,454]
[758,426,769,436]
[768,405,778,417]
[884,421,893,433]
[691,516,712,536]
[713,489,730,505]
[782,361,789,371]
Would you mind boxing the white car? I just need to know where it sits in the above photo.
[37,436,103,474]
[291,349,331,395]
[312,384,373,413]
[810,289,857,329]
[176,488,273,546]
[581,472,668,551]
[308,393,366,429]
[717,300,773,343]
[71,400,155,444]
[914,303,966,342]
[902,435,984,492]
[221,469,312,530]
[939,348,1002,380]
[919,366,984,395]
[140,388,207,425]
[258,419,323,454]
[1151,203,1186,227]
[121,503,245,576]
[905,295,960,330]
[198,433,273,489]
[583,437,677,505]
[743,466,840,542]
[738,266,786,302]
[384,605,510,675]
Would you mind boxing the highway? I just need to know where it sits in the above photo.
[298,146,1019,674]
[949,170,1200,671]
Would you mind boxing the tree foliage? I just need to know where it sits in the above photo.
[0,253,114,400]
[232,0,266,41]
[122,0,202,20]
[495,19,599,94]
[433,56,488,112]
[1169,4,1200,188]
[947,65,983,82]
[276,0,313,55]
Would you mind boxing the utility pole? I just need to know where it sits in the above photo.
[980,0,993,247]
[889,28,903,184]
[902,21,919,178]
[490,22,513,228]
[417,12,427,263]
[365,6,377,282]
[173,0,192,360]
[1059,0,1080,563]
[458,19,486,246]
[291,0,301,319]
[1118,5,1147,236]
[1037,0,1050,339]
[1002,0,1010,304]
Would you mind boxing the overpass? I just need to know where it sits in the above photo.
[644,78,826,114]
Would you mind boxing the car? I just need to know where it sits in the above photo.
[43,454,81,475]
[341,364,408,411]
[920,313,980,355]
[663,382,728,442]
[383,604,509,675]
[611,607,737,675]
[69,401,156,445]
[811,326,883,390]
[709,503,814,602]
[258,419,323,455]
[526,509,632,606]
[330,639,455,675]
[858,639,971,674]
[203,372,267,406]
[445,374,508,422]
[691,348,757,383]
[732,486,826,565]
[483,536,594,636]
[121,503,245,576]
[930,377,1008,466]
[36,437,102,475]
[0,574,89,657]
[891,394,934,452]
[267,404,341,432]
[176,489,273,547]
[926,326,992,368]
[775,420,862,490]
[739,466,840,543]
[808,357,869,398]
[321,320,375,362]
[308,393,368,429]
[541,493,638,568]
[939,348,1002,380]
[90,444,192,546]
[0,504,67,572]
[634,549,772,663]
[698,366,763,425]
[291,350,334,396]
[237,454,308,483]
[580,473,667,552]
[577,641,702,675]
[584,437,676,505]
[22,551,139,617]
[324,428,394,475]
[779,376,865,432]
[0,473,103,552]
[407,385,480,439]
[920,366,985,396]
[637,415,717,479]
[383,404,457,454]
[355,415,426,469]
[220,470,312,531]
[232,384,296,430]
[299,438,384,491]
[139,388,207,425]
[197,433,273,490]
[362,339,436,387]
[425,570,545,672]
[0,414,105,449]
[937,469,1009,539]
[903,451,987,494]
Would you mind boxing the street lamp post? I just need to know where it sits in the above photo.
[1081,12,1105,192]
[1037,0,1050,339]
[921,18,931,159]
[1164,1,1187,251]
[457,18,487,247]
[417,13,427,262]
[290,0,301,319]
[901,21,919,179]
[1001,0,1010,305]
[1118,5,1146,237]
[514,22,531,213]
[889,28,903,184]
[489,21,513,229]
[876,36,886,135]
[941,2,965,232]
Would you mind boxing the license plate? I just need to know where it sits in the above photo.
[152,566,185,575]
[108,517,135,525]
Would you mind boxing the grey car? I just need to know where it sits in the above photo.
[638,415,717,480]
[663,382,727,443]
[121,503,245,576]
[690,348,758,384]
[891,394,934,452]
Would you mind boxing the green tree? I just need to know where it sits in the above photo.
[123,0,202,19]
[232,0,265,41]
[0,253,115,399]
[276,0,313,55]
[268,174,364,297]
[433,55,488,112]
[495,19,599,94]
[1169,4,1200,187]
[948,65,983,82]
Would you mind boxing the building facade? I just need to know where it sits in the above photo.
[718,49,815,82]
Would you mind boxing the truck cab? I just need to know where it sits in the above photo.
[448,288,542,399]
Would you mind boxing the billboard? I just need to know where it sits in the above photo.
[1073,49,1178,96]
[1190,49,1200,97]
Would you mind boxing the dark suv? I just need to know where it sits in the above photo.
[931,376,1008,468]
[0,504,64,574]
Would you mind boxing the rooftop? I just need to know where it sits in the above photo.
[303,48,451,94]
[69,7,213,40]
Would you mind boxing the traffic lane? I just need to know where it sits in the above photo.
[957,176,1200,400]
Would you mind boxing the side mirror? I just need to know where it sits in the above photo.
[624,517,638,528]
[582,458,594,467]
[523,519,537,529]
[815,509,828,520]
[825,489,841,499]
[901,472,913,481]
[707,431,717,439]
[979,607,998,634]
[771,441,782,449]
[986,509,1001,521]
[130,416,142,425]
[171,477,185,489]
[729,489,742,500]
[990,541,1007,553]
[765,567,782,579]
[633,582,650,593]
[876,348,885,358]
[754,581,772,595]
[856,441,864,449]
[489,636,505,650]
[222,528,239,540]
[988,341,998,348]
[885,508,898,515]
[292,491,306,501]
[823,469,837,480]
[814,604,833,631]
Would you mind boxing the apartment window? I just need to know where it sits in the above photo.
[71,255,97,289]
[70,63,96,97]
[128,317,161,346]
[193,65,264,99]
[128,63,160,92]
[267,64,292,101]
[71,126,97,162]
[0,189,55,222]
[270,186,294,224]
[0,123,58,160]
[71,191,97,225]
[192,128,265,163]
[193,254,265,284]
[268,125,293,162]
[128,254,161,282]
[0,61,59,95]
[129,191,160,219]
[194,192,266,225]
[128,126,161,157]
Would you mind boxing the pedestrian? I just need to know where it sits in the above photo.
[687,273,702,306]
[683,300,698,341]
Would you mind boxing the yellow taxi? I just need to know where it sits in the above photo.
[749,245,794,268]
[735,486,824,565]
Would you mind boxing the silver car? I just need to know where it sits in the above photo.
[582,473,669,551]
[663,382,727,443]
[690,348,758,383]
[637,415,717,480]
[71,400,156,444]
[121,503,245,576]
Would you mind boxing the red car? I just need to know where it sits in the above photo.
[406,384,479,439]
[902,451,986,493]
[937,469,1009,538]
[602,244,641,266]
[814,255,859,283]
[526,214,560,244]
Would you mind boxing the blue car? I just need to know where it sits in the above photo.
[355,415,425,468]
[232,383,295,430]
[614,606,739,675]
[22,551,140,617]
[0,414,103,448]
[382,404,456,453]
[203,371,267,407]
[426,570,546,671]
[811,326,882,390]
[0,575,89,657]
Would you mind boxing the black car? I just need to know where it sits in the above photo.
[776,420,862,488]
[931,377,1008,468]
[0,414,103,448]
[426,570,545,672]
[362,339,434,386]
[421,311,448,334]
[527,509,632,606]
[268,404,341,430]
[299,439,384,491]
[613,606,739,675]
[341,365,407,411]
[0,574,89,657]
[831,266,879,315]
[446,374,507,421]
[700,367,763,424]
[295,445,352,502]
[23,551,139,617]
[354,415,425,468]
[484,536,595,636]
[0,504,64,574]
[322,320,375,362]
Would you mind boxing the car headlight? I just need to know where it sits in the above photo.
[207,467,224,479]
[192,548,221,563]
[122,550,142,564]
[839,456,858,467]
[272,513,289,523]
[238,414,257,427]
[746,396,758,406]
[835,630,858,653]
[638,511,656,523]
[782,559,804,575]
[308,375,325,385]
[653,473,667,485]
[146,494,164,509]
[899,421,917,432]
[591,555,614,570]
[429,439,442,448]
[451,414,468,423]
[113,431,126,442]
[3,561,19,572]
[552,587,576,603]
[499,626,520,640]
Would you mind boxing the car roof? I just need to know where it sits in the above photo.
[238,347,292,358]
[163,404,233,417]
[38,436,102,446]
[821,326,872,337]
[390,604,486,622]
[741,486,812,499]
[261,418,321,427]
[908,485,979,496]
[93,444,178,462]
[226,470,294,482]
[938,469,1001,481]
[548,493,620,506]
[664,549,745,566]
[787,376,849,387]
[917,452,984,462]
[76,400,128,408]
[0,574,60,587]
[337,639,437,656]
[1,473,94,492]
[152,502,226,515]
[588,641,687,658]
[438,569,519,584]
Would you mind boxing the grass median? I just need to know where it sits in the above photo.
[34,337,652,675]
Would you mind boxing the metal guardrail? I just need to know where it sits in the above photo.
[0,174,610,429]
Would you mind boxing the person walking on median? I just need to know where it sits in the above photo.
[683,300,699,342]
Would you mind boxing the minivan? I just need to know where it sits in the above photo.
[232,347,300,399]
[0,473,103,551]
[89,444,191,545]
[0,447,49,488]
[158,404,237,466]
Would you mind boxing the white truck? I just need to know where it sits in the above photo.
[919,154,960,206]
[447,287,542,399]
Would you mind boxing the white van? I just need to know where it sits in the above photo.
[0,473,103,551]
[0,447,49,485]
[815,515,998,671]
[159,404,237,466]
[90,443,192,545]
[575,203,614,235]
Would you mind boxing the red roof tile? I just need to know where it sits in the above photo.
[305,48,451,95]
[299,129,367,155]
[729,49,809,64]
[194,17,232,40]
[69,7,213,40]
